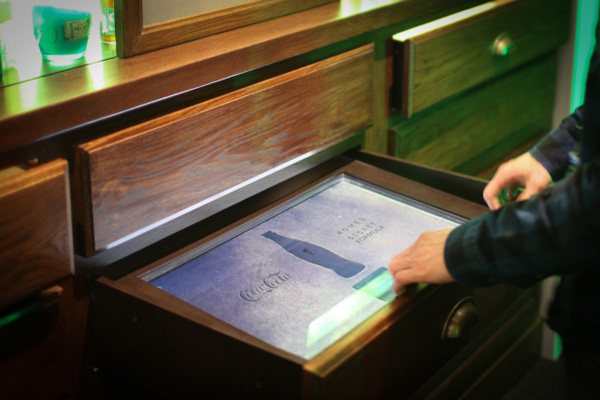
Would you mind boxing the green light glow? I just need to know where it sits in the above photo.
[571,0,599,111]
[306,268,395,352]
[0,309,24,328]
[354,267,396,301]
[0,300,42,328]
[546,1,600,361]
[87,60,107,91]
[305,269,429,358]
[306,290,377,349]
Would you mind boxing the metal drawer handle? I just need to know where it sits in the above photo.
[492,33,516,56]
[443,297,479,339]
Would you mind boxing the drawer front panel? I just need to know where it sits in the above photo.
[0,159,73,309]
[305,282,526,398]
[391,54,557,174]
[77,45,374,254]
[395,0,569,117]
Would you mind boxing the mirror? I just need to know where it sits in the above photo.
[116,0,336,58]
[143,0,249,25]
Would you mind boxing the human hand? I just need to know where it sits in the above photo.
[483,152,551,210]
[388,228,454,295]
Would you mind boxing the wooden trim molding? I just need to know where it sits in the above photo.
[116,0,336,57]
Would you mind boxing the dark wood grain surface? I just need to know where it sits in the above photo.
[391,55,557,174]
[77,45,373,254]
[398,0,570,117]
[0,159,73,309]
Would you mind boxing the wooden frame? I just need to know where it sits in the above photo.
[115,0,336,57]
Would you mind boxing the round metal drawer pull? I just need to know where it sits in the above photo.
[492,33,516,56]
[443,298,479,339]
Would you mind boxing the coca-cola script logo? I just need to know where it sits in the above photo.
[239,271,292,302]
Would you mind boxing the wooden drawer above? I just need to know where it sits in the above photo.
[0,160,73,309]
[393,0,570,118]
[76,45,374,256]
[390,54,557,175]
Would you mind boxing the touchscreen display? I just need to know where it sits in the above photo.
[145,175,461,360]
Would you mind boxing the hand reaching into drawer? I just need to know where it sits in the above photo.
[482,152,551,210]
[388,228,454,295]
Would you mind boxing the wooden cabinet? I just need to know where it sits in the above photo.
[390,0,571,176]
[0,0,572,398]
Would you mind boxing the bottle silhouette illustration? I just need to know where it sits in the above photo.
[262,231,365,278]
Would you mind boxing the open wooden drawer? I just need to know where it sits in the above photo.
[90,154,539,399]
[392,0,570,118]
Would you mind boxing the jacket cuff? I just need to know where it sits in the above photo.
[445,217,496,288]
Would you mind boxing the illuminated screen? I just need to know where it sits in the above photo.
[144,175,461,360]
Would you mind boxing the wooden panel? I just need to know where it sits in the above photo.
[305,283,525,399]
[0,159,73,309]
[461,315,543,399]
[0,287,70,400]
[390,55,557,175]
[395,0,570,117]
[117,0,335,57]
[410,289,541,399]
[77,45,374,254]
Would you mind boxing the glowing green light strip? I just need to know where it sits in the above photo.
[0,302,38,329]
[571,0,599,111]
[306,269,394,349]
[306,290,375,349]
